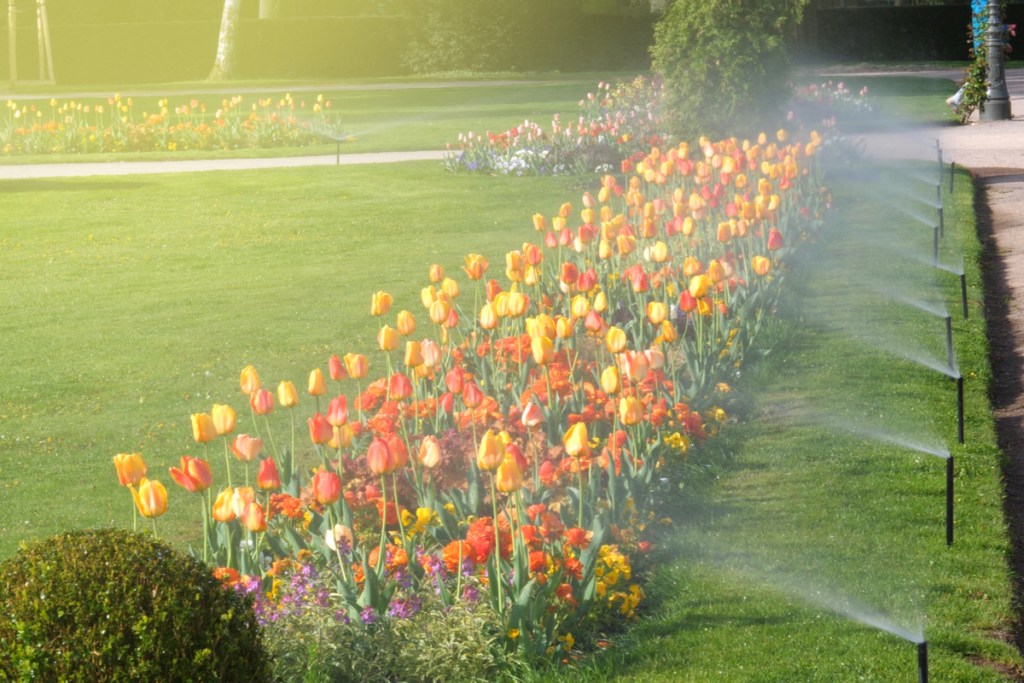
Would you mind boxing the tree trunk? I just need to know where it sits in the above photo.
[259,0,279,20]
[209,0,242,81]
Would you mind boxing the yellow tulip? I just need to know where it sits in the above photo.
[191,412,217,443]
[113,452,146,487]
[308,368,327,396]
[131,478,168,518]
[277,380,299,408]
[476,430,505,472]
[563,422,589,458]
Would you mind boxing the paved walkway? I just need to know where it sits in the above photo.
[0,150,445,180]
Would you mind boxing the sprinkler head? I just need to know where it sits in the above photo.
[917,640,929,683]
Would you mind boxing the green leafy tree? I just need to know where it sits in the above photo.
[651,0,806,139]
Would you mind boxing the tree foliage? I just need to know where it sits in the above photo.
[651,0,806,139]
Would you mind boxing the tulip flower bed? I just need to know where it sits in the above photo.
[0,92,342,155]
[444,77,665,176]
[112,106,830,670]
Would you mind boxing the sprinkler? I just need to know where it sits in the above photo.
[937,206,944,239]
[932,225,939,265]
[949,161,955,194]
[960,273,969,319]
[945,315,954,372]
[956,374,964,444]
[946,455,955,546]
[918,640,929,683]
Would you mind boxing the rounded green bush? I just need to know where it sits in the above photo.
[651,0,806,139]
[0,528,271,682]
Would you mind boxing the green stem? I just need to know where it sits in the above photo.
[489,473,504,614]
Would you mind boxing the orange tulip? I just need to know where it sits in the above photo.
[479,302,498,330]
[396,310,417,336]
[131,478,168,518]
[308,413,333,445]
[113,452,146,487]
[344,353,368,380]
[241,501,267,533]
[277,380,299,408]
[230,434,263,464]
[328,354,346,381]
[618,396,644,426]
[463,253,489,280]
[404,340,424,368]
[231,486,256,519]
[421,339,442,368]
[311,469,341,505]
[428,263,445,283]
[326,395,348,427]
[371,290,393,316]
[250,388,275,415]
[239,365,261,394]
[212,487,236,522]
[496,453,523,493]
[752,254,772,276]
[191,413,217,443]
[646,301,668,325]
[366,437,394,475]
[256,457,281,490]
[169,455,213,493]
[308,368,327,396]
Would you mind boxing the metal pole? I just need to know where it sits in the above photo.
[8,0,17,83]
[982,0,1012,121]
[960,273,969,319]
[957,375,965,444]
[37,0,53,83]
[918,641,929,683]
[946,456,954,546]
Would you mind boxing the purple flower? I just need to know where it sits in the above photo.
[360,606,377,625]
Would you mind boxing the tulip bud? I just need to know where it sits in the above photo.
[239,365,261,394]
[328,354,346,381]
[277,381,299,408]
[606,326,627,354]
[327,395,348,427]
[600,365,621,395]
[241,501,267,533]
[344,353,368,380]
[404,340,424,368]
[377,325,399,352]
[250,388,275,415]
[311,469,341,505]
[191,412,217,443]
[418,435,442,469]
[371,290,393,316]
[619,396,644,426]
[477,430,505,471]
[308,413,333,445]
[366,437,392,475]
[212,487,235,522]
[257,457,281,490]
[396,310,416,336]
[521,401,544,428]
[308,368,327,396]
[496,453,523,493]
[132,478,168,518]
[563,422,589,458]
[113,452,146,486]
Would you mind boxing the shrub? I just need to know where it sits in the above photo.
[0,528,271,682]
[650,0,806,139]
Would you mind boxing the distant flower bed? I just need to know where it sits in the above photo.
[444,77,665,176]
[0,93,343,155]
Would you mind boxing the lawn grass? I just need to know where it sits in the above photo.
[0,163,588,557]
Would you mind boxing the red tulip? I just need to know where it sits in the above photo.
[256,457,281,490]
[308,413,334,445]
[169,455,213,493]
[250,388,275,415]
[311,469,341,505]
